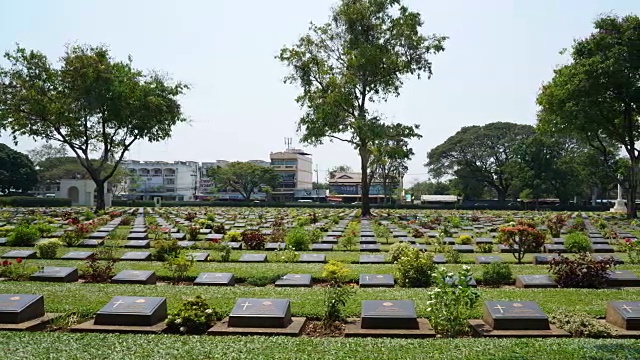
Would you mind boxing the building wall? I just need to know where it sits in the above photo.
[56,179,111,207]
[122,160,199,201]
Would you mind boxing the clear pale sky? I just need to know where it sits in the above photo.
[1,0,638,185]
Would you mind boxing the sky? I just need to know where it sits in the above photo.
[1,0,638,186]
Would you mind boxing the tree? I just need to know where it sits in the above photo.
[313,182,330,190]
[328,165,353,180]
[0,44,188,211]
[368,124,413,204]
[278,0,445,216]
[407,180,452,197]
[426,122,534,203]
[537,14,640,218]
[207,162,279,201]
[0,143,38,194]
[27,143,68,165]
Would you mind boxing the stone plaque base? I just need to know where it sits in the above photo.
[71,319,167,334]
[207,317,306,336]
[599,320,640,339]
[344,318,436,338]
[469,320,570,338]
[0,313,60,331]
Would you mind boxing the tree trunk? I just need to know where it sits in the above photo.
[95,179,106,212]
[628,158,638,219]
[360,148,371,217]
[497,189,507,204]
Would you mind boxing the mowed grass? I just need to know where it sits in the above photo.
[0,332,639,360]
[0,281,638,319]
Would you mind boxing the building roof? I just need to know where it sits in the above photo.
[420,195,459,203]
[328,172,361,184]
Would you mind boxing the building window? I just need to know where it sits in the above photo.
[271,160,297,166]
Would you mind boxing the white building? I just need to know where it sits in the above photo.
[56,179,112,207]
[270,149,313,202]
[122,160,199,201]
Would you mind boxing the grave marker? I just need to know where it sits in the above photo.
[606,301,640,331]
[94,296,167,326]
[30,266,78,283]
[0,294,45,324]
[360,300,419,330]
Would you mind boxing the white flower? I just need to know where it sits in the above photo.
[175,318,182,324]
[462,265,471,271]
[179,326,187,333]
[205,309,213,314]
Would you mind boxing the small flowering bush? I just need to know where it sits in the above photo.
[242,230,266,250]
[549,253,615,288]
[395,248,435,288]
[498,225,546,263]
[425,266,480,337]
[6,225,40,246]
[35,239,63,259]
[0,258,36,281]
[270,248,298,263]
[322,261,354,327]
[546,214,569,238]
[166,296,219,334]
[623,238,640,264]
[388,242,413,263]
[457,234,473,245]
[186,226,200,242]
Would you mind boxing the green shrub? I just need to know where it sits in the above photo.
[35,239,63,259]
[245,274,282,286]
[395,248,435,288]
[153,239,182,261]
[322,261,354,327]
[224,231,242,242]
[426,266,480,337]
[564,232,592,253]
[270,249,299,263]
[0,258,36,280]
[7,225,40,246]
[82,257,117,283]
[476,243,493,253]
[285,227,311,251]
[457,234,473,245]
[444,246,462,264]
[481,262,513,286]
[163,252,194,284]
[186,226,200,241]
[212,223,226,235]
[549,312,613,338]
[388,242,413,263]
[166,296,219,334]
[0,196,71,207]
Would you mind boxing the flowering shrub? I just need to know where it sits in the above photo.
[0,258,36,280]
[388,242,413,263]
[82,255,117,283]
[322,261,354,327]
[457,234,473,245]
[184,212,197,222]
[242,230,266,250]
[212,223,226,235]
[166,296,219,334]
[623,238,640,264]
[546,214,568,238]
[425,266,480,337]
[549,253,614,288]
[186,226,200,241]
[498,225,546,263]
[395,248,435,288]
[223,231,242,242]
[154,239,182,261]
[270,249,298,263]
[164,252,194,284]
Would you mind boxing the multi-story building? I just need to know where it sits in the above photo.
[122,160,199,201]
[269,149,314,202]
[328,172,395,204]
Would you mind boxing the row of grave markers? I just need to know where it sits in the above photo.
[8,265,640,288]
[0,294,638,337]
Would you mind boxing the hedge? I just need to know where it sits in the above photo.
[0,196,72,207]
[111,199,609,212]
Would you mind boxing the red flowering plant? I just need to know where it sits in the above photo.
[61,221,99,247]
[622,238,640,264]
[0,258,35,280]
[498,225,546,264]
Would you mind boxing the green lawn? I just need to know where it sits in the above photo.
[0,332,638,360]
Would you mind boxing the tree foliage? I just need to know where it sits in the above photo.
[278,0,445,215]
[328,165,353,180]
[426,122,534,203]
[369,124,413,203]
[537,14,640,217]
[0,44,188,210]
[0,143,38,194]
[207,162,279,200]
